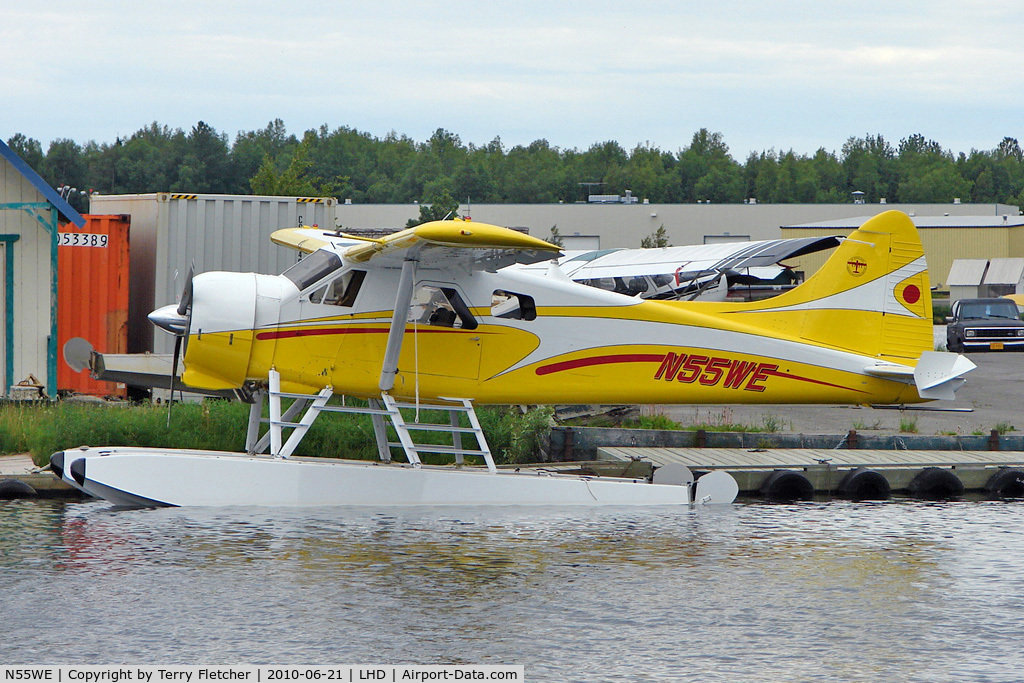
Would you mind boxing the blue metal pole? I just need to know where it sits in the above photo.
[49,208,59,399]
[0,235,19,394]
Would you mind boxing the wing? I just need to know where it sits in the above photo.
[562,236,841,280]
[270,226,363,254]
[342,220,561,270]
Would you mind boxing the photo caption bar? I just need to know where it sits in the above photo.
[0,667,524,683]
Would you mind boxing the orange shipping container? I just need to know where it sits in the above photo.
[58,214,130,397]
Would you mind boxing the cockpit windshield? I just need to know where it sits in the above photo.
[282,250,342,291]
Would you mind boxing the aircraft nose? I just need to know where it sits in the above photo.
[148,304,189,335]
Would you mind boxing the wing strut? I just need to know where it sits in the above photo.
[379,256,418,392]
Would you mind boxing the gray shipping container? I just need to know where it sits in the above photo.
[90,192,337,355]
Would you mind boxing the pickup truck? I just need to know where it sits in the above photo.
[946,298,1024,352]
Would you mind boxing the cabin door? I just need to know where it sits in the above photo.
[404,283,481,380]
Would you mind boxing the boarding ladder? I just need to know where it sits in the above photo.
[246,369,495,473]
[382,395,496,473]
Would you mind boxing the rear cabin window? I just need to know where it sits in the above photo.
[282,250,342,291]
[491,290,537,320]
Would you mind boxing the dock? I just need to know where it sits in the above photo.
[0,454,79,499]
[597,446,1024,499]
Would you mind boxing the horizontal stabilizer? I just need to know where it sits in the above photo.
[863,363,914,379]
[912,351,976,401]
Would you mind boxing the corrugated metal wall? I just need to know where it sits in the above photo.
[0,158,53,395]
[90,193,336,355]
[924,228,1012,288]
[57,214,130,396]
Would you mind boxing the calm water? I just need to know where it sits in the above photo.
[1,498,1022,682]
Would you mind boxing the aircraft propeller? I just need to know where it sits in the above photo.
[148,265,193,426]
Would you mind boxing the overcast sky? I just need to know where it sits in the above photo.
[4,0,1022,160]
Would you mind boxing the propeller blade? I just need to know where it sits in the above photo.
[167,333,182,428]
[177,265,194,316]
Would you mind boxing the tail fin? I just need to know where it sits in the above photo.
[747,210,933,361]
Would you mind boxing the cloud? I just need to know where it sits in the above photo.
[3,0,1023,158]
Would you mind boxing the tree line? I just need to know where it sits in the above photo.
[8,120,1024,214]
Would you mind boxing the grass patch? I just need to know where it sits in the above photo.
[686,409,786,433]
[0,400,556,468]
[899,415,919,434]
[622,414,685,431]
[620,410,785,433]
[993,422,1016,435]
[932,303,951,325]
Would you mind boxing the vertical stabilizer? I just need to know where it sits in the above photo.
[747,211,933,362]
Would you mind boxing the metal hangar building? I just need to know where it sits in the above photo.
[0,139,85,398]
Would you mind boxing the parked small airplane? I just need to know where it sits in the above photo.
[52,210,973,507]
[516,234,842,301]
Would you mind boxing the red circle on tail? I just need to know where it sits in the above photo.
[903,284,921,304]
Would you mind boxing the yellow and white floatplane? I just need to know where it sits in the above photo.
[52,210,973,507]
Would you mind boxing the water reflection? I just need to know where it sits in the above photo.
[1,498,1022,681]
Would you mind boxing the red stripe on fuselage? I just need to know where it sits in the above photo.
[535,353,666,376]
[255,326,465,341]
[535,351,869,394]
[762,367,864,393]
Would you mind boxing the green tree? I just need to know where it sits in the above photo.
[842,134,896,202]
[809,148,846,202]
[896,134,971,202]
[6,133,44,170]
[405,188,460,227]
[175,121,231,192]
[42,138,85,187]
[677,129,739,202]
[500,139,565,203]
[109,122,187,192]
[694,158,745,203]
[249,139,339,197]
[452,157,497,203]
[24,121,1024,207]
[232,119,298,193]
[547,225,564,247]
[641,225,671,248]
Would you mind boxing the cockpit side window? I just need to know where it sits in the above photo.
[309,270,367,307]
[282,250,342,291]
[411,285,478,330]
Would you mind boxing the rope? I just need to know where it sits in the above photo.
[413,316,420,423]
